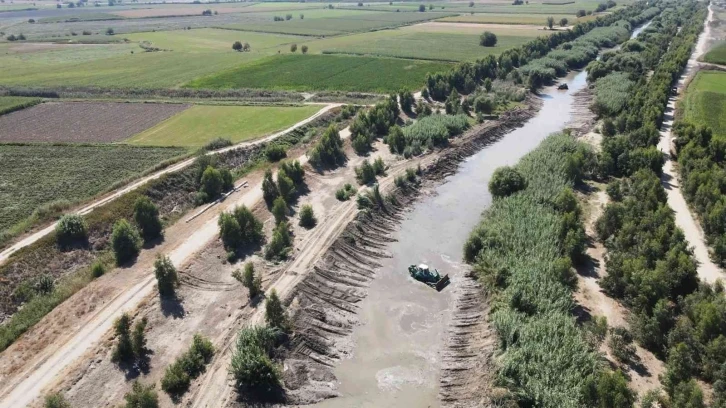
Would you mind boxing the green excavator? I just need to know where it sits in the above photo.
[408,264,449,291]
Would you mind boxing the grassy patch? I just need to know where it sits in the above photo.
[312,25,541,62]
[187,54,451,93]
[682,71,726,138]
[437,13,596,25]
[124,28,301,53]
[0,144,185,236]
[0,96,41,115]
[126,105,322,148]
[703,41,726,65]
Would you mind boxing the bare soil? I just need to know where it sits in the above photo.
[0,101,190,143]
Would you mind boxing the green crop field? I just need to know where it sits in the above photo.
[339,0,620,15]
[124,28,301,53]
[0,144,185,235]
[126,104,322,148]
[311,24,542,61]
[683,71,726,139]
[703,41,726,65]
[437,12,596,25]
[0,96,41,115]
[186,54,451,93]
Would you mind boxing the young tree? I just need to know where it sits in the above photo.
[262,169,279,206]
[271,196,288,225]
[547,16,555,29]
[230,326,281,391]
[418,4,425,11]
[484,77,493,92]
[200,166,223,200]
[233,205,263,245]
[124,381,158,408]
[154,255,178,298]
[265,221,292,260]
[398,89,414,113]
[387,125,406,154]
[111,219,142,265]
[134,197,162,241]
[112,313,134,363]
[218,213,242,251]
[290,43,297,53]
[232,41,242,51]
[301,45,308,54]
[265,289,289,331]
[106,27,114,35]
[55,214,87,247]
[131,317,148,360]
[298,204,316,228]
[277,171,295,203]
[560,17,568,27]
[479,31,497,47]
[238,262,262,298]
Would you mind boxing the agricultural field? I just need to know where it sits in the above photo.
[437,12,596,25]
[126,104,322,148]
[0,102,190,143]
[682,70,726,138]
[186,54,452,92]
[702,41,726,65]
[0,96,41,115]
[0,144,185,234]
[313,22,544,61]
[124,28,302,53]
[338,0,624,14]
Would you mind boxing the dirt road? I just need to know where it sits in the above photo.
[658,4,723,284]
[0,104,339,267]
[0,106,340,408]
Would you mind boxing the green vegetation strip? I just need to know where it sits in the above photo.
[187,54,452,93]
[0,96,41,116]
[463,133,632,407]
[126,105,322,148]
[702,41,726,65]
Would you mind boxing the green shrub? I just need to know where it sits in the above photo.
[309,125,345,168]
[124,381,158,408]
[91,259,106,278]
[133,197,162,241]
[387,125,406,154]
[55,214,87,247]
[200,166,223,200]
[161,334,215,397]
[265,289,289,331]
[218,205,263,253]
[355,159,377,185]
[279,160,305,186]
[335,184,357,201]
[489,166,526,198]
[203,138,232,151]
[401,114,469,151]
[153,255,178,298]
[298,204,316,228]
[112,313,134,363]
[230,326,281,392]
[233,262,262,299]
[44,393,71,408]
[262,169,279,206]
[479,31,497,47]
[265,221,292,260]
[271,197,288,225]
[276,172,295,203]
[111,219,142,265]
[265,144,287,162]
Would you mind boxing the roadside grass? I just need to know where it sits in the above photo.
[126,105,322,148]
[702,41,726,65]
[312,25,541,62]
[682,71,726,139]
[0,144,185,237]
[186,54,452,93]
[437,13,596,25]
[0,96,41,116]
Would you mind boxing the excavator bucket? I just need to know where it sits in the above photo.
[435,274,450,291]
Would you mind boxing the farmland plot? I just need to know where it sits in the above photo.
[126,104,322,147]
[0,102,190,143]
[683,71,726,139]
[0,96,41,116]
[0,144,185,234]
[186,54,451,93]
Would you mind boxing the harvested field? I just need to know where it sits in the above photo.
[0,101,190,143]
[0,144,185,236]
